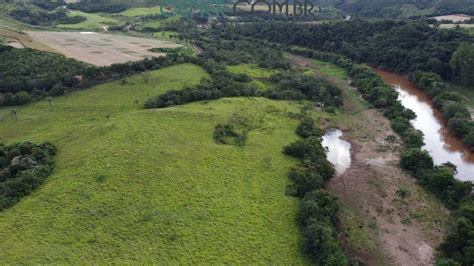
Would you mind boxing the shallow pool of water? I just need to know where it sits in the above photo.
[322,129,351,175]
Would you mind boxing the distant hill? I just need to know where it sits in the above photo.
[313,0,474,18]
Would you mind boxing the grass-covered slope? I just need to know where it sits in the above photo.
[119,6,163,17]
[0,63,306,264]
[57,10,120,31]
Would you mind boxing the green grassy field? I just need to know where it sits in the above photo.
[0,63,306,264]
[227,64,276,79]
[152,31,178,40]
[58,10,120,31]
[305,59,348,80]
[120,6,163,17]
[227,64,276,91]
[463,28,474,36]
[140,16,180,30]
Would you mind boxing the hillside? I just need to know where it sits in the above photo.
[314,0,474,18]
[0,63,307,264]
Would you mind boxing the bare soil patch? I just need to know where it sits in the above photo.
[0,28,56,52]
[432,14,472,22]
[439,24,474,29]
[26,31,182,66]
[287,53,449,265]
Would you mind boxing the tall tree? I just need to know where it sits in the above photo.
[450,43,474,87]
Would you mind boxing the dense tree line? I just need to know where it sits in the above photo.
[196,34,291,70]
[315,0,474,18]
[8,6,83,26]
[144,24,342,109]
[230,20,472,80]
[450,43,474,87]
[67,2,127,13]
[228,20,474,149]
[0,45,189,106]
[409,71,474,150]
[283,116,348,265]
[0,141,56,211]
[288,47,474,265]
[0,45,89,105]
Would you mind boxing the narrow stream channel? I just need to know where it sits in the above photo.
[322,129,351,175]
[375,69,474,181]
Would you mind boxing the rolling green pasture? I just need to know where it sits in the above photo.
[140,16,180,30]
[227,63,276,79]
[227,64,276,90]
[0,64,306,264]
[120,6,163,17]
[305,59,348,80]
[152,31,179,40]
[58,10,120,31]
[463,28,474,36]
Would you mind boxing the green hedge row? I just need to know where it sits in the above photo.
[283,116,348,265]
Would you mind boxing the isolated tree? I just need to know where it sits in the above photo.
[450,43,474,87]
[400,148,434,172]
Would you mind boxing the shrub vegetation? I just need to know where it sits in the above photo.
[0,141,56,211]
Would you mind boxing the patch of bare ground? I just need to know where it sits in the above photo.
[0,28,56,52]
[287,53,450,265]
[26,31,182,66]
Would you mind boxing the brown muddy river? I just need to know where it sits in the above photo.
[376,70,474,181]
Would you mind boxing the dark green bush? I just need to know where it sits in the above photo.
[0,141,56,211]
[400,148,433,173]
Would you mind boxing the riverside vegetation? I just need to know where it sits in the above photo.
[1,2,474,264]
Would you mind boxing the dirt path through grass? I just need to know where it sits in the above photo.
[287,53,449,265]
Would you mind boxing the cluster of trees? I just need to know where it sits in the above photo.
[450,43,474,87]
[67,2,127,13]
[145,25,342,109]
[314,0,474,18]
[144,58,342,109]
[0,45,88,106]
[230,20,473,80]
[135,14,176,32]
[287,47,474,265]
[213,123,248,146]
[269,71,343,108]
[410,71,474,150]
[283,116,347,265]
[186,26,292,69]
[0,141,56,211]
[148,47,194,57]
[144,64,259,108]
[32,1,65,11]
[432,0,474,16]
[8,6,83,26]
[230,21,474,147]
[0,45,190,106]
[400,147,474,265]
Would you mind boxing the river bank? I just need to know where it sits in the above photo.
[286,53,449,265]
[375,70,474,181]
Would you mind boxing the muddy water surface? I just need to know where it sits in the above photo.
[376,70,474,181]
